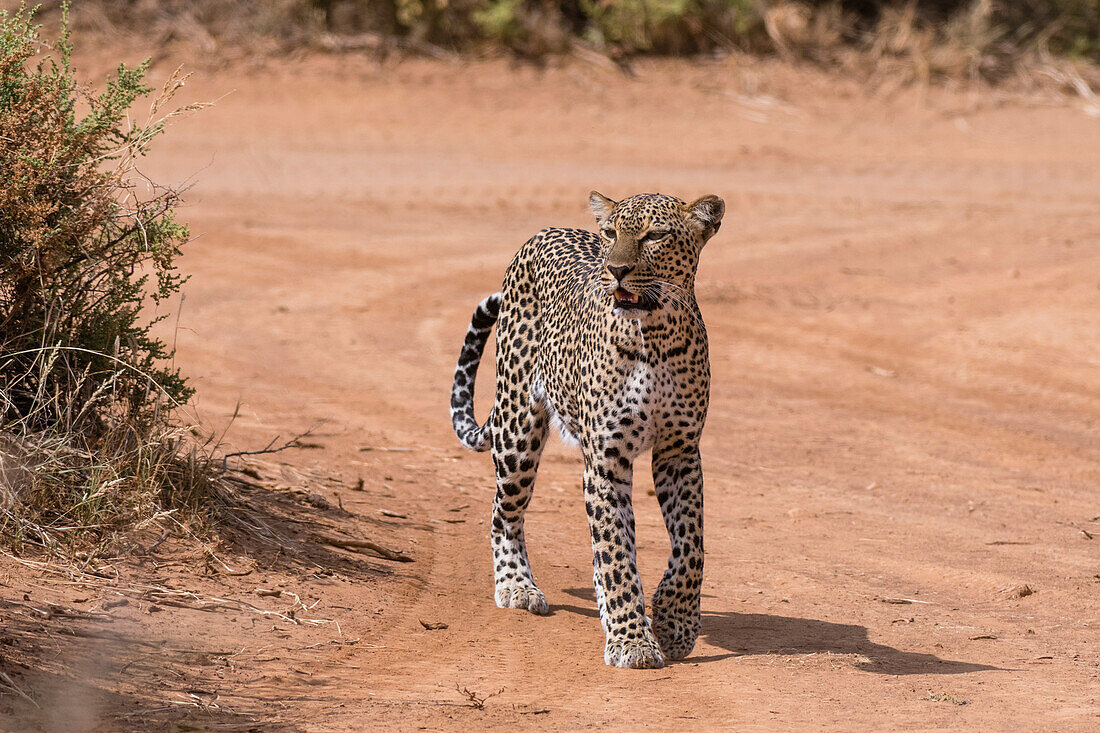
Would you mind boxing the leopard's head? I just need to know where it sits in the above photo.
[589,191,724,318]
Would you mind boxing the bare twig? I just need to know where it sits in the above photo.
[0,597,111,621]
[221,427,317,466]
[123,583,332,626]
[0,670,38,709]
[456,685,504,710]
[310,533,413,562]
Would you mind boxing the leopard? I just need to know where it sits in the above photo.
[449,191,724,669]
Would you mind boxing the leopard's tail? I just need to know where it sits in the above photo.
[450,292,501,452]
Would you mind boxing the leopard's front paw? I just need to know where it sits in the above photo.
[651,602,701,661]
[495,585,549,615]
[604,633,665,669]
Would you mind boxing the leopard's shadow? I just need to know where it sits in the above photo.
[554,587,1003,675]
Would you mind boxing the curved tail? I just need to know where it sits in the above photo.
[450,292,501,452]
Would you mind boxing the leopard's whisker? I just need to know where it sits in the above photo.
[651,280,704,329]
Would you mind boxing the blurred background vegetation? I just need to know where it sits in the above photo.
[38,0,1100,81]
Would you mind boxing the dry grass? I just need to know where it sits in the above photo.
[0,344,257,561]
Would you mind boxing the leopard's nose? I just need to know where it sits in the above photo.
[607,264,633,282]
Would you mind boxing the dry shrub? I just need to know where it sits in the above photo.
[765,2,847,60]
[863,1,1009,83]
[0,4,229,559]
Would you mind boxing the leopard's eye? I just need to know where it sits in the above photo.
[643,230,669,242]
[602,228,617,240]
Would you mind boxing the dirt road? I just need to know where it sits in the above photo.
[6,52,1100,730]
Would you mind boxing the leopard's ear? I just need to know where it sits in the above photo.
[686,195,724,242]
[589,191,616,225]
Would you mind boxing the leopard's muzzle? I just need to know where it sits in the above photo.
[612,287,658,317]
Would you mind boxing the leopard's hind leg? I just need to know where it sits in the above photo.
[489,395,550,615]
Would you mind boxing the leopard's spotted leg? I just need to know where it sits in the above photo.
[583,448,664,669]
[650,441,704,660]
[489,400,550,615]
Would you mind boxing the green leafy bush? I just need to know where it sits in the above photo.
[1,4,192,418]
[578,0,762,54]
[0,4,216,555]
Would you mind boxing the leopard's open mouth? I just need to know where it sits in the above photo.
[613,287,657,313]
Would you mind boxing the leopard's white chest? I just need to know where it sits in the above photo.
[619,351,681,458]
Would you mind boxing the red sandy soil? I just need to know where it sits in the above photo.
[2,50,1099,731]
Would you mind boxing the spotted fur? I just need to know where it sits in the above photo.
[450,292,502,451]
[450,191,724,669]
